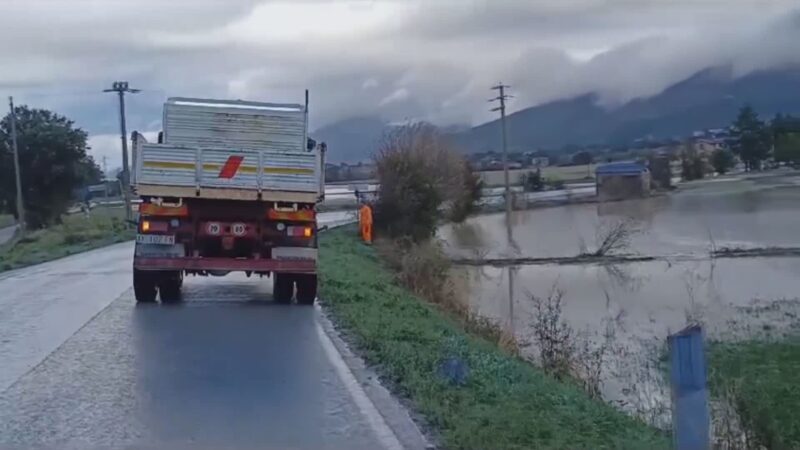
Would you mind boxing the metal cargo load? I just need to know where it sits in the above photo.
[132,96,323,203]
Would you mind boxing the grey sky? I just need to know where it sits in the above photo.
[1,0,798,169]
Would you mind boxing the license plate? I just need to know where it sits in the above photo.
[136,234,175,245]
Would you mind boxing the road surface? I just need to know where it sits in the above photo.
[0,225,15,246]
[0,212,425,449]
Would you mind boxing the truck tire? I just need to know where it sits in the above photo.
[159,271,183,304]
[273,273,293,304]
[296,274,317,305]
[133,269,157,303]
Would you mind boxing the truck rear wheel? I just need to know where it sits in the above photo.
[296,274,317,306]
[273,273,293,304]
[133,269,157,303]
[159,271,183,303]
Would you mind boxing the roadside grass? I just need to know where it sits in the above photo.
[318,227,668,450]
[0,207,134,273]
[0,214,14,229]
[708,338,800,448]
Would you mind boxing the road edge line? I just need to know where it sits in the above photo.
[314,304,432,450]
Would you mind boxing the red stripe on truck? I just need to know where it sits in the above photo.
[218,155,244,179]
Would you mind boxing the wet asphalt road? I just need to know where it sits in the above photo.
[0,214,414,450]
[0,225,16,246]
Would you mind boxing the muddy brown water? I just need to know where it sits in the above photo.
[439,173,800,425]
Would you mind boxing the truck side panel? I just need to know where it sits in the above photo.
[135,144,319,194]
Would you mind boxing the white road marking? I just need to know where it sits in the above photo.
[314,306,404,450]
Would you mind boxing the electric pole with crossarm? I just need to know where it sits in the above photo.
[103,81,140,222]
[490,83,513,236]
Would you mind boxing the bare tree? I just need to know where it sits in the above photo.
[590,220,639,257]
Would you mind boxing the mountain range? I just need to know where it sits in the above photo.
[313,66,800,163]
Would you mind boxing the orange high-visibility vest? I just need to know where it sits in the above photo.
[359,204,373,243]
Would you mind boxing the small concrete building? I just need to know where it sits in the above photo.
[595,162,651,202]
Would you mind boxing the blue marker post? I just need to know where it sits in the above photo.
[669,325,710,450]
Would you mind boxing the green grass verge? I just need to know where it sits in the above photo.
[318,227,668,450]
[708,338,800,448]
[0,208,134,273]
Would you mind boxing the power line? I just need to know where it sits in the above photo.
[8,97,25,234]
[103,81,140,222]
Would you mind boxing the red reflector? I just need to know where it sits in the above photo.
[139,203,189,217]
[221,236,235,250]
[267,209,315,222]
[287,226,313,237]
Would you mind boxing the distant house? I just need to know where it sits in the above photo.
[693,138,727,155]
[531,156,550,168]
[595,162,651,202]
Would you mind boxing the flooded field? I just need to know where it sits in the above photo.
[442,174,800,258]
[440,173,800,423]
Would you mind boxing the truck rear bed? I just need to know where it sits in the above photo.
[132,97,321,202]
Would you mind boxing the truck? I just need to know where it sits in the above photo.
[130,94,325,305]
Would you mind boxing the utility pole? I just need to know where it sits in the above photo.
[102,155,109,198]
[491,83,516,339]
[490,83,513,240]
[103,81,139,222]
[8,97,25,234]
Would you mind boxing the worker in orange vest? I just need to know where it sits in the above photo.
[359,202,373,244]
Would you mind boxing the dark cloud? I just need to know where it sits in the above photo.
[1,1,798,169]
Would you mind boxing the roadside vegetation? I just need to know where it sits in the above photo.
[708,337,800,449]
[321,123,667,448]
[319,228,667,449]
[1,105,103,229]
[373,123,481,240]
[0,103,130,272]
[0,208,133,272]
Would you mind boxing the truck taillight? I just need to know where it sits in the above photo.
[139,203,189,217]
[140,220,168,233]
[287,226,313,237]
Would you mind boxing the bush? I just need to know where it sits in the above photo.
[448,162,483,222]
[709,338,800,448]
[377,237,467,317]
[681,145,706,180]
[547,177,566,190]
[711,149,736,174]
[522,169,544,192]
[374,123,478,241]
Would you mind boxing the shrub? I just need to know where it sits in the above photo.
[448,161,483,222]
[547,177,566,190]
[681,145,706,180]
[373,123,478,241]
[711,148,736,174]
[522,169,544,192]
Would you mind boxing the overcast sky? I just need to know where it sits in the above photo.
[2,0,799,170]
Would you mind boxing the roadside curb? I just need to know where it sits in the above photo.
[315,304,434,450]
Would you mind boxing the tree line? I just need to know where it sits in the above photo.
[1,105,102,229]
[728,105,800,171]
[684,106,800,180]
